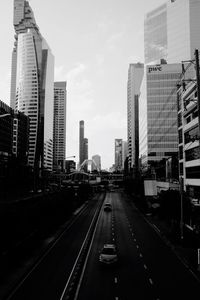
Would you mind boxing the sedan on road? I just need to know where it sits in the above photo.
[99,244,118,264]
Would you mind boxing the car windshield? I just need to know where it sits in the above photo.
[102,247,116,255]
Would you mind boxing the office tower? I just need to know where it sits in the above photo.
[144,3,167,65]
[83,138,88,161]
[10,0,54,171]
[53,82,67,171]
[79,120,85,165]
[139,63,182,171]
[127,63,144,174]
[144,0,200,65]
[92,154,101,171]
[167,0,200,63]
[115,139,123,171]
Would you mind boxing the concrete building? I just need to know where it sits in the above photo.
[177,79,200,197]
[127,63,144,175]
[53,82,67,171]
[79,120,85,166]
[10,0,54,171]
[139,63,182,175]
[115,139,123,171]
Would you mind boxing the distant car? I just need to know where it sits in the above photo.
[99,244,118,264]
[104,203,112,211]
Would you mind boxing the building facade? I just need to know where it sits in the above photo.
[115,139,123,171]
[144,3,167,65]
[79,120,85,166]
[144,0,200,65]
[139,63,182,175]
[92,154,101,171]
[53,81,67,171]
[127,63,144,174]
[10,0,54,171]
[177,79,200,197]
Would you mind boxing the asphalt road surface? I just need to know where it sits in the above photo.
[76,191,200,300]
[5,190,200,300]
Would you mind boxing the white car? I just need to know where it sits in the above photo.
[99,244,118,264]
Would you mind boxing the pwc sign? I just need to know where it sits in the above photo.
[148,66,162,73]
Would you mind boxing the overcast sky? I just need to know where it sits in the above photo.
[0,0,166,170]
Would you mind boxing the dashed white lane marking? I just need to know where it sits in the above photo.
[144,264,148,269]
[114,277,118,283]
[149,278,153,285]
[136,245,139,249]
[112,238,115,241]
[134,238,136,242]
[112,232,115,235]
[139,253,143,257]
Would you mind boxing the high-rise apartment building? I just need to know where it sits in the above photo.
[53,82,67,171]
[115,139,123,171]
[139,63,182,172]
[10,0,54,171]
[127,63,144,174]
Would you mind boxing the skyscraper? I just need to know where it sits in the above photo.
[92,154,101,171]
[79,120,85,166]
[139,63,182,171]
[10,0,54,171]
[127,63,144,174]
[53,82,67,171]
[144,0,200,65]
[144,3,167,65]
[115,139,123,171]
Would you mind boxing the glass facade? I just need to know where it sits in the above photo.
[127,63,144,171]
[139,63,181,167]
[144,4,167,64]
[167,0,200,63]
[11,1,54,171]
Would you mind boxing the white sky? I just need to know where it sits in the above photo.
[0,0,166,170]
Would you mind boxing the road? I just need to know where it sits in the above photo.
[4,190,200,300]
[76,191,200,300]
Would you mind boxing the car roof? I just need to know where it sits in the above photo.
[104,203,111,206]
[103,244,116,249]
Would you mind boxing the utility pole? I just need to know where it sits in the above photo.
[194,49,200,144]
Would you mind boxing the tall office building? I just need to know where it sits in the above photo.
[144,3,167,65]
[144,0,200,65]
[79,120,85,166]
[139,63,182,171]
[127,63,144,174]
[167,0,200,63]
[115,139,123,171]
[92,154,101,171]
[53,82,67,171]
[10,0,54,171]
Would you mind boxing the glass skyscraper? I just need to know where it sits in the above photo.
[127,63,144,174]
[139,63,182,169]
[144,4,167,65]
[10,0,54,171]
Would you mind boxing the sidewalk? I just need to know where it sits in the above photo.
[145,213,200,281]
